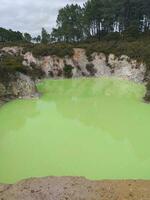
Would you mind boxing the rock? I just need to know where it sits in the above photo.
[1,46,23,56]
[22,48,146,83]
[91,52,111,77]
[0,177,150,200]
[23,52,38,67]
[10,73,37,98]
[41,56,64,77]
[72,48,90,77]
[0,72,37,100]
[0,46,147,82]
[108,54,146,83]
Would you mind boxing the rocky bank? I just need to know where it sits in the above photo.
[22,48,146,82]
[0,46,148,105]
[0,177,150,200]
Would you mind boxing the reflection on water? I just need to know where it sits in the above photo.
[0,77,150,183]
[0,100,39,136]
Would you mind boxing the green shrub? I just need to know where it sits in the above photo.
[0,55,23,71]
[102,32,122,41]
[63,65,73,78]
[24,43,74,58]
[144,82,150,102]
[86,63,97,75]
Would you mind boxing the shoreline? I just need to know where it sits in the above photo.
[0,76,147,107]
[1,177,150,199]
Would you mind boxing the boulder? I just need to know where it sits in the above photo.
[10,73,37,98]
[0,72,37,100]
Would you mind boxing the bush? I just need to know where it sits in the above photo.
[86,63,97,75]
[144,82,150,102]
[24,43,74,58]
[102,32,122,41]
[0,55,23,71]
[63,65,73,78]
[122,26,140,41]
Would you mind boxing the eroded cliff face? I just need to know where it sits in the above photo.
[0,72,37,106]
[0,46,147,104]
[22,48,146,83]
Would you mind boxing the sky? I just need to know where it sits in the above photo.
[0,0,86,36]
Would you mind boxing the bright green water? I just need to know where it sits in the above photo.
[0,77,150,184]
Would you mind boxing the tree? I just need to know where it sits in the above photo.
[83,0,104,39]
[0,28,24,42]
[24,33,32,42]
[83,0,116,39]
[51,0,150,42]
[36,35,41,43]
[33,35,41,43]
[52,4,84,42]
[41,28,50,44]
[0,0,149,44]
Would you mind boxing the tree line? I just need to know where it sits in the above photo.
[0,0,150,44]
[51,0,150,42]
[0,27,48,43]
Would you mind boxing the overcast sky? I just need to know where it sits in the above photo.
[0,0,86,36]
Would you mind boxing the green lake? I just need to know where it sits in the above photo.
[0,77,150,184]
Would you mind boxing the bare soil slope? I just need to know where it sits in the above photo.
[0,177,150,200]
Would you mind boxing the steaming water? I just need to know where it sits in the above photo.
[0,77,150,184]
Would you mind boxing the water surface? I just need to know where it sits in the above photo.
[0,78,150,183]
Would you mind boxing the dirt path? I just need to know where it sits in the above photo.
[0,177,150,200]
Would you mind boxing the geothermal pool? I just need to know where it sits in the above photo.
[0,78,150,183]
